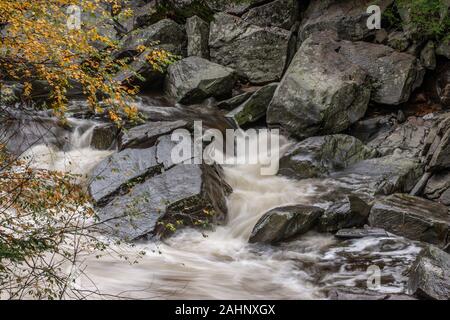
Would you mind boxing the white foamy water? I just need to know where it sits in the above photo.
[21,119,421,300]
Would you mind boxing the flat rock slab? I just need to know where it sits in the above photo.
[369,194,450,248]
[335,227,390,239]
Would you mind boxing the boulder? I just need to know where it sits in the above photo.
[164,56,237,104]
[424,171,450,205]
[120,120,188,150]
[97,164,231,240]
[369,194,450,249]
[249,205,324,244]
[299,0,394,41]
[226,83,278,126]
[338,41,425,105]
[318,195,372,233]
[118,19,186,57]
[241,0,299,30]
[349,114,398,143]
[408,246,450,300]
[267,32,370,139]
[332,156,424,196]
[279,134,376,180]
[209,12,293,84]
[387,31,410,52]
[186,15,210,58]
[437,63,450,106]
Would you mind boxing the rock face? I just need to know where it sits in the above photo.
[267,32,370,139]
[369,194,450,249]
[318,195,372,233]
[249,205,324,244]
[120,120,188,150]
[241,0,299,30]
[299,0,394,41]
[90,124,120,150]
[437,64,450,107]
[408,246,450,300]
[164,56,237,104]
[119,19,187,56]
[209,12,292,84]
[226,83,278,126]
[186,15,210,58]
[279,134,376,180]
[97,163,231,240]
[338,41,425,105]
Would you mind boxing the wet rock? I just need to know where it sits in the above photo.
[97,164,231,240]
[209,12,292,84]
[226,83,278,126]
[408,246,450,300]
[88,147,163,204]
[120,120,188,150]
[241,0,299,30]
[164,56,237,104]
[267,32,370,139]
[424,171,450,205]
[299,0,394,41]
[249,205,324,244]
[118,19,186,57]
[332,156,424,196]
[420,41,437,70]
[338,41,425,105]
[319,195,372,233]
[186,15,210,58]
[279,134,376,180]
[369,194,450,249]
[90,123,120,150]
[334,227,390,239]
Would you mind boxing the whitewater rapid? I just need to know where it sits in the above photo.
[21,118,421,300]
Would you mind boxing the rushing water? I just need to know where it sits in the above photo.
[19,111,422,300]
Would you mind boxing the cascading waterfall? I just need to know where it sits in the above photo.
[21,114,421,300]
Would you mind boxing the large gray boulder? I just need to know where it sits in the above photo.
[299,0,394,41]
[249,205,324,244]
[186,15,210,58]
[267,32,370,139]
[209,12,293,84]
[164,56,237,104]
[241,0,299,30]
[226,83,278,126]
[279,134,376,180]
[369,194,450,249]
[408,246,450,300]
[97,163,231,240]
[118,19,186,56]
[338,41,425,105]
